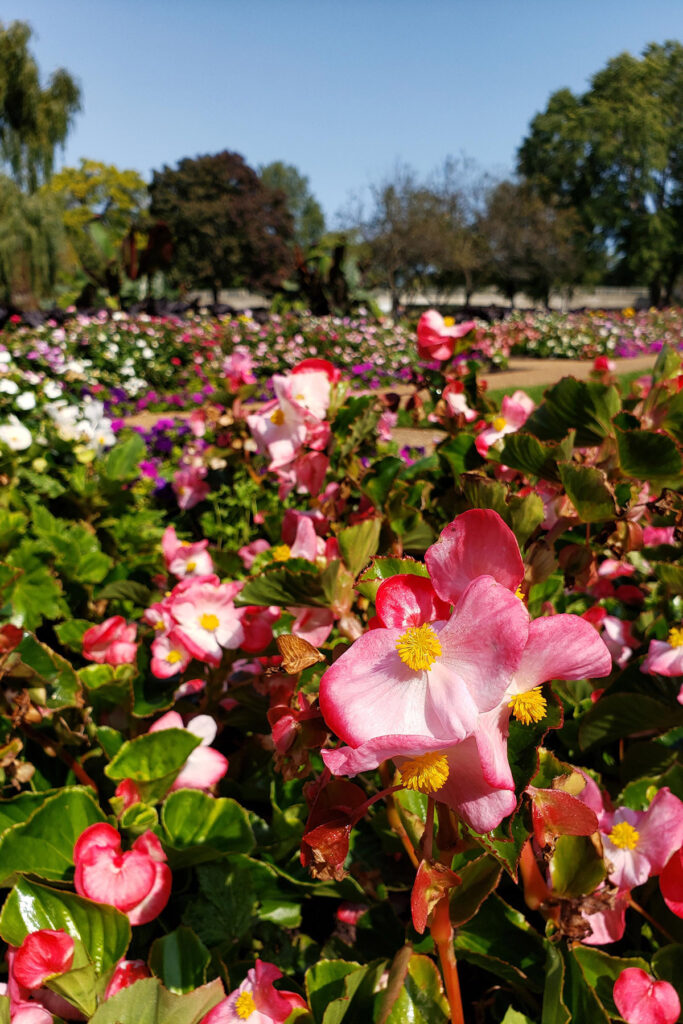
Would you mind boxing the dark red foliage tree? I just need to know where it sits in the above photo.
[149,150,294,301]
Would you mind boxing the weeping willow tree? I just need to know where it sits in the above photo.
[0,20,81,193]
[0,175,64,306]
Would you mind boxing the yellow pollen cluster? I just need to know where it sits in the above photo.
[493,415,507,432]
[399,751,450,794]
[508,687,547,725]
[609,821,640,850]
[235,990,256,1019]
[271,544,291,562]
[443,316,455,327]
[166,650,182,664]
[514,585,525,601]
[154,620,165,630]
[396,624,442,671]
[270,408,285,425]
[186,560,197,572]
[200,612,219,632]
[668,626,683,649]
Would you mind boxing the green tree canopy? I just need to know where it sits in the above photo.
[518,40,683,305]
[0,175,64,305]
[259,161,325,249]
[149,150,294,301]
[0,20,81,192]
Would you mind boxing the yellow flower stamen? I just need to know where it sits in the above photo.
[186,560,196,572]
[493,415,507,432]
[668,626,683,649]
[608,821,640,850]
[396,623,442,671]
[270,408,285,425]
[271,544,291,562]
[443,316,455,327]
[154,620,165,630]
[508,687,547,725]
[514,585,525,601]
[200,612,219,631]
[166,650,182,664]
[399,751,449,794]
[235,990,256,1020]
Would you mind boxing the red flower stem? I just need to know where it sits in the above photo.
[350,784,404,825]
[519,840,551,910]
[430,895,465,1024]
[628,896,676,944]
[23,725,98,793]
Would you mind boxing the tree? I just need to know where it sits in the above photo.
[428,156,492,306]
[518,41,683,305]
[149,151,294,301]
[479,180,585,306]
[0,175,64,305]
[259,161,325,249]
[0,21,81,192]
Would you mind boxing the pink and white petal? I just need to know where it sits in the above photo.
[75,848,156,911]
[438,576,529,711]
[73,822,121,865]
[148,710,184,734]
[323,733,454,778]
[660,850,683,918]
[581,890,629,945]
[172,747,228,790]
[425,509,524,604]
[375,575,450,628]
[637,787,683,876]
[186,715,217,746]
[433,737,517,833]
[127,861,172,926]
[613,968,681,1024]
[420,657,479,741]
[603,839,651,890]
[290,606,335,647]
[511,615,612,694]
[641,640,683,676]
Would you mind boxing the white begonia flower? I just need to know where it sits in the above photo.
[15,392,36,411]
[43,381,62,399]
[0,379,18,394]
[0,350,10,363]
[0,415,32,451]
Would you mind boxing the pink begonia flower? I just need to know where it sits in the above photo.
[74,823,171,926]
[201,959,307,1024]
[287,451,329,497]
[104,959,150,1000]
[11,1007,54,1024]
[246,397,306,471]
[378,410,398,441]
[161,526,213,578]
[291,357,342,384]
[289,606,335,648]
[278,367,331,422]
[238,538,271,570]
[582,607,637,668]
[169,580,245,667]
[188,408,207,438]
[150,628,193,678]
[475,390,535,456]
[82,616,137,666]
[288,513,321,561]
[642,525,676,546]
[416,310,475,361]
[660,848,683,918]
[581,887,630,945]
[240,605,281,654]
[641,626,683,678]
[320,510,611,833]
[442,381,477,421]
[224,346,256,390]
[173,464,210,510]
[148,711,228,791]
[13,930,74,990]
[613,968,680,1024]
[576,778,683,891]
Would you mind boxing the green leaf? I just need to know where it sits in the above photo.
[500,432,573,481]
[149,926,210,994]
[0,509,27,551]
[454,894,546,993]
[525,378,620,445]
[0,787,105,887]
[105,729,201,803]
[0,995,9,1024]
[579,693,683,750]
[437,433,483,478]
[12,632,81,708]
[79,662,136,711]
[507,491,545,547]
[361,456,403,507]
[2,546,65,630]
[501,1010,536,1024]
[322,960,386,1024]
[382,953,449,1024]
[548,835,606,898]
[562,945,610,1023]
[96,579,153,605]
[236,561,327,608]
[55,618,93,653]
[305,960,361,1023]
[449,854,502,928]
[616,427,683,481]
[102,433,146,482]
[355,556,429,600]
[88,977,225,1024]
[468,805,532,881]
[653,562,683,594]
[557,463,617,523]
[508,691,564,794]
[542,943,571,1024]
[181,859,258,948]
[0,876,130,976]
[161,790,254,866]
[0,789,62,832]
[336,518,381,578]
[572,946,650,1018]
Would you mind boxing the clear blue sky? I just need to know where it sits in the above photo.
[3,0,682,220]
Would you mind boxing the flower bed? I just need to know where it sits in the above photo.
[0,310,681,1022]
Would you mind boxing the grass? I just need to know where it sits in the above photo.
[487,367,648,405]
